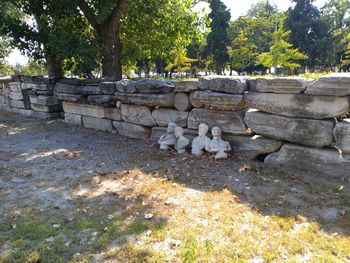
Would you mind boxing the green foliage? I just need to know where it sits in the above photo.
[341,42,350,69]
[206,0,231,74]
[165,47,197,73]
[285,0,331,69]
[228,30,257,73]
[257,19,308,72]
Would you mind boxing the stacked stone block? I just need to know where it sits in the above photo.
[25,77,62,119]
[7,79,33,116]
[244,75,350,177]
[0,77,11,110]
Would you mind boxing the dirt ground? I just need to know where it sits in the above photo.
[1,111,350,262]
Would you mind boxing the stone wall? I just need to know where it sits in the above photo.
[1,74,349,178]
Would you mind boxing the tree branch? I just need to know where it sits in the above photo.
[76,0,99,30]
[111,0,128,30]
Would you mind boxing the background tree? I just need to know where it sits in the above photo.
[205,0,231,75]
[227,30,257,75]
[0,36,13,76]
[285,0,330,70]
[257,19,307,74]
[341,43,350,70]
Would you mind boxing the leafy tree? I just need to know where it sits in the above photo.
[227,30,257,75]
[205,0,231,75]
[246,0,276,18]
[257,19,308,73]
[0,36,12,75]
[321,0,350,68]
[0,0,99,77]
[165,46,197,77]
[341,43,350,70]
[285,0,331,70]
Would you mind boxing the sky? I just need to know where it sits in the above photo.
[6,0,327,66]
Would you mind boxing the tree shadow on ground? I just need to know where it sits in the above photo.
[1,112,350,262]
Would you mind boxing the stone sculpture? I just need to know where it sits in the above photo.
[158,122,178,150]
[206,126,231,159]
[174,126,190,154]
[191,123,211,156]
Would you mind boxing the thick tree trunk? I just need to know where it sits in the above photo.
[47,56,64,77]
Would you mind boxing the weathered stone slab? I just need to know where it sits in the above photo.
[152,108,188,127]
[174,93,192,111]
[265,143,350,178]
[62,102,105,118]
[64,113,82,126]
[31,103,62,113]
[55,83,77,94]
[334,119,350,154]
[104,107,122,121]
[174,80,199,93]
[9,92,23,101]
[29,96,38,104]
[305,73,350,96]
[55,83,102,95]
[188,108,248,135]
[199,76,248,94]
[115,92,174,107]
[151,127,197,142]
[32,111,61,119]
[244,92,349,119]
[21,90,31,109]
[55,93,83,102]
[113,121,151,140]
[116,79,175,94]
[223,134,283,160]
[87,95,115,106]
[245,110,334,148]
[58,78,101,86]
[190,91,246,111]
[25,83,54,91]
[83,116,113,131]
[9,82,21,93]
[256,78,311,93]
[10,100,25,109]
[120,104,156,126]
[100,82,116,94]
[36,95,59,105]
[9,108,33,116]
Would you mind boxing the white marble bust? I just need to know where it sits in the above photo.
[206,126,231,159]
[174,126,189,154]
[158,122,178,150]
[191,123,211,156]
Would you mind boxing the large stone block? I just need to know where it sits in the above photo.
[62,102,105,118]
[151,127,197,142]
[9,82,21,92]
[224,134,283,160]
[115,92,174,107]
[152,108,188,127]
[199,76,248,94]
[265,143,350,178]
[244,92,349,119]
[256,78,311,93]
[305,73,350,96]
[190,91,246,111]
[10,100,25,109]
[104,107,122,121]
[65,113,82,126]
[87,95,115,106]
[31,103,62,113]
[116,79,175,94]
[55,93,83,102]
[113,121,151,140]
[9,92,23,101]
[32,111,61,119]
[100,82,116,94]
[188,108,248,135]
[25,83,54,91]
[174,80,199,93]
[36,95,59,105]
[55,83,102,95]
[334,119,350,154]
[9,108,33,116]
[245,110,334,148]
[83,116,113,131]
[120,104,156,126]
[174,93,192,111]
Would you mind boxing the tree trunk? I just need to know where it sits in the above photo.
[47,55,64,77]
